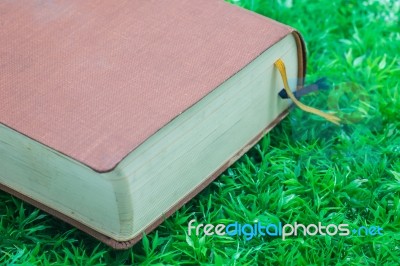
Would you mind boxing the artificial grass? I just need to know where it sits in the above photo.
[1,0,399,264]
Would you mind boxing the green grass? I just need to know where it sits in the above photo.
[1,0,399,265]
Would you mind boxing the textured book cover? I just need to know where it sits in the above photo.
[0,0,306,248]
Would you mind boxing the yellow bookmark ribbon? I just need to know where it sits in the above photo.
[274,59,341,125]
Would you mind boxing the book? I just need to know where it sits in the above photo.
[0,0,306,249]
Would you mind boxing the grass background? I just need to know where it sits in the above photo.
[1,0,399,265]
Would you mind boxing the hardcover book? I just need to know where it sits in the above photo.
[0,0,306,249]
